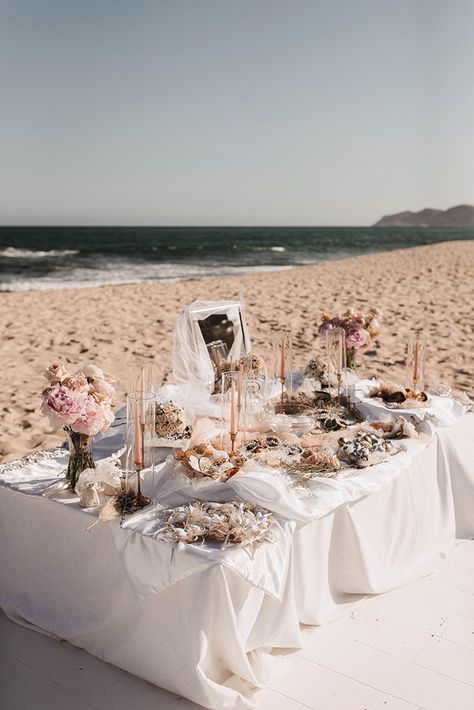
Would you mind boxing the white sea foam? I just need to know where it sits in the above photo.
[0,261,294,292]
[0,247,79,258]
[270,246,285,252]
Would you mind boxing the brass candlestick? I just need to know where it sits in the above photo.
[280,377,285,411]
[230,432,237,454]
[336,373,342,403]
[140,422,145,470]
[133,464,151,508]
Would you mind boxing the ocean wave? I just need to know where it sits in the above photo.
[0,261,294,292]
[269,246,285,252]
[0,247,80,258]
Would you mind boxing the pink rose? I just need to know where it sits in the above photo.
[366,317,381,338]
[318,321,337,340]
[43,363,70,385]
[73,399,114,436]
[90,377,115,400]
[345,327,369,350]
[62,373,89,393]
[41,386,85,428]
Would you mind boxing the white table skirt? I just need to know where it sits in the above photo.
[1,414,473,709]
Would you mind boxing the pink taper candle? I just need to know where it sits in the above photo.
[280,336,286,382]
[134,400,143,467]
[230,381,237,436]
[413,340,419,385]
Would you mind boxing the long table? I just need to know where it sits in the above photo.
[1,406,473,709]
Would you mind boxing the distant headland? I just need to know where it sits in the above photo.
[374,204,474,227]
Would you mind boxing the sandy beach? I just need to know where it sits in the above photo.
[1,240,473,463]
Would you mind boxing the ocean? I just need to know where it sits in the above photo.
[1,226,473,292]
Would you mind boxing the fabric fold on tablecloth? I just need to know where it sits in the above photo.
[146,446,416,524]
[1,413,473,710]
[115,507,294,600]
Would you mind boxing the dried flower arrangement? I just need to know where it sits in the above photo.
[155,401,192,440]
[304,355,330,387]
[213,351,266,393]
[238,352,266,376]
[156,500,275,548]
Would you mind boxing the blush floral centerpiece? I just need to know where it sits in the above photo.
[318,308,382,370]
[41,363,115,491]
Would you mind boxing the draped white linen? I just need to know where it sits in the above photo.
[0,410,473,709]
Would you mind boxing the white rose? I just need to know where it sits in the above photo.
[43,363,70,384]
[79,363,105,380]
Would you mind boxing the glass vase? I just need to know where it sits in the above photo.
[65,429,95,492]
[406,333,426,393]
[346,347,358,372]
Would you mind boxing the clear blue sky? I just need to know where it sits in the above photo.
[0,0,472,226]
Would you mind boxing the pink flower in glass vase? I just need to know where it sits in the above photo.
[345,327,369,350]
[73,398,113,437]
[41,386,85,428]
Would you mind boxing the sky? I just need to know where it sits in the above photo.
[0,0,473,226]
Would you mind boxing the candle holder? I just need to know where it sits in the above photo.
[242,374,266,434]
[272,330,293,408]
[325,327,347,402]
[220,370,240,453]
[406,333,426,394]
[125,391,156,508]
[128,360,157,396]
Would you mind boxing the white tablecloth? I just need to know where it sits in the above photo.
[1,412,473,709]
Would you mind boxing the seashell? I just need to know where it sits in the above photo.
[265,436,282,448]
[198,457,213,472]
[385,391,407,403]
[187,455,201,471]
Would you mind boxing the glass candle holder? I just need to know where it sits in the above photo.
[124,391,155,507]
[242,374,266,435]
[406,333,426,394]
[326,327,347,400]
[207,340,229,370]
[272,330,293,404]
[220,369,241,452]
[128,360,157,398]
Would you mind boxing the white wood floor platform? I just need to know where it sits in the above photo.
[1,540,473,710]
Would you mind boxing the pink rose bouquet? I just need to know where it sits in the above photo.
[41,362,115,435]
[318,307,382,353]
